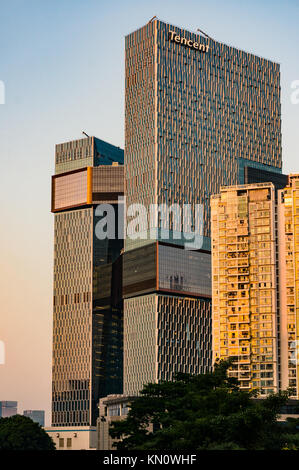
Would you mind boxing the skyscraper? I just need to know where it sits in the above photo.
[123,18,282,395]
[278,174,299,398]
[49,136,124,449]
[0,401,17,418]
[23,410,45,427]
[211,183,278,394]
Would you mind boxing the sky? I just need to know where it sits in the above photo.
[0,0,299,426]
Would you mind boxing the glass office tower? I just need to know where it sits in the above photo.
[51,136,124,428]
[124,18,282,395]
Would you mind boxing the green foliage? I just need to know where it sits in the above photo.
[110,360,294,450]
[0,415,55,450]
[280,418,299,450]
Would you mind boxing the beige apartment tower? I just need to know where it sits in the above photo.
[211,183,279,395]
[278,174,299,398]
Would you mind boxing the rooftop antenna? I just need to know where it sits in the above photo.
[82,131,89,138]
[197,28,214,40]
[148,15,157,23]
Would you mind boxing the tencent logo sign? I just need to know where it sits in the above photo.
[168,30,209,53]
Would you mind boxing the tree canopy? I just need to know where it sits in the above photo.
[0,415,55,450]
[110,360,298,450]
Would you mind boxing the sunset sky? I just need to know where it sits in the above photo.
[0,0,299,426]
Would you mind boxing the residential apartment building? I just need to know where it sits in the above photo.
[211,183,278,394]
[212,176,299,397]
[278,174,299,397]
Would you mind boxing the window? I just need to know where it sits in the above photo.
[109,404,121,416]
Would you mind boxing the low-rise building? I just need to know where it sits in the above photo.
[97,394,134,450]
[45,426,97,450]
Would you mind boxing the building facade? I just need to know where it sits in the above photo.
[46,426,97,450]
[50,136,124,432]
[125,19,282,244]
[211,183,278,395]
[97,394,133,450]
[23,410,45,427]
[244,166,287,190]
[0,401,17,418]
[278,174,299,398]
[123,18,282,395]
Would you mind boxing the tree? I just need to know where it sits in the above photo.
[0,415,55,450]
[110,360,292,450]
[280,418,299,450]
